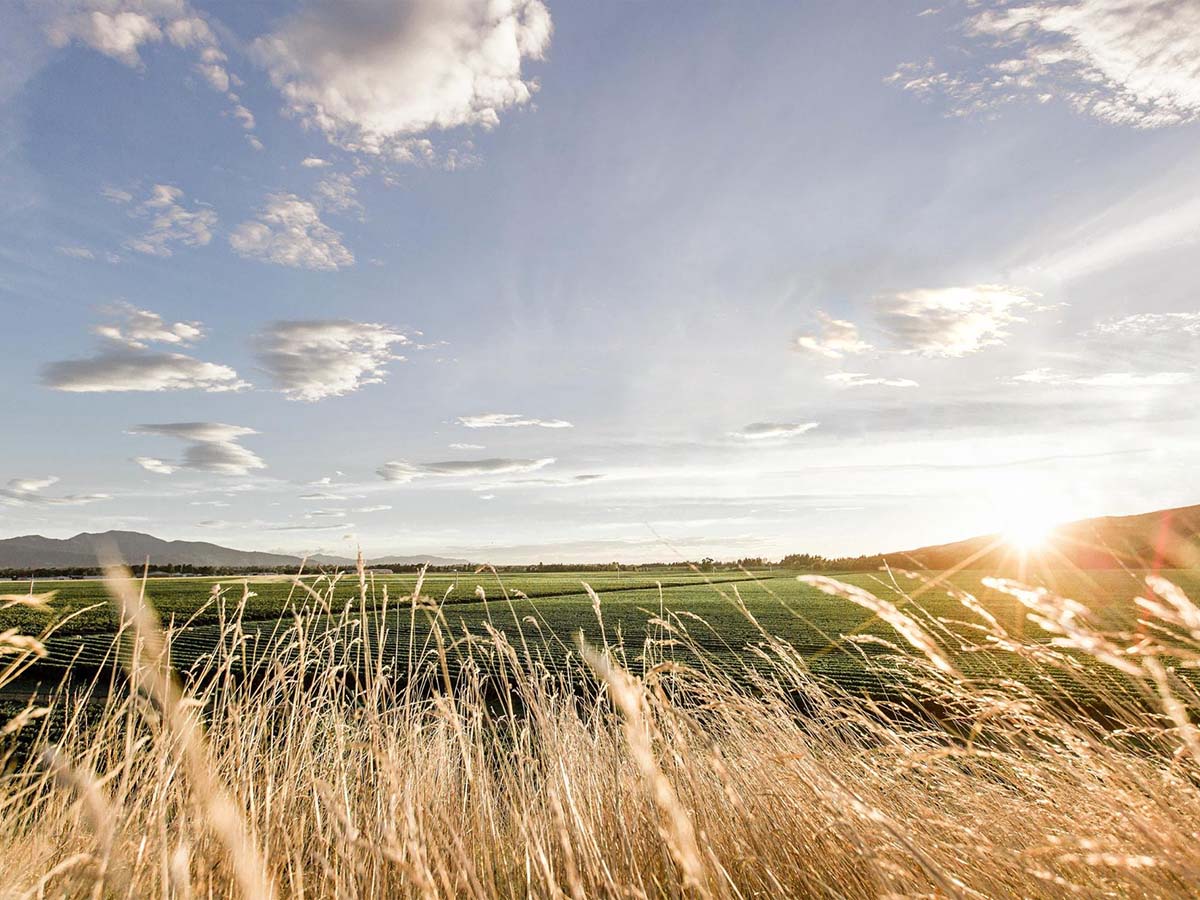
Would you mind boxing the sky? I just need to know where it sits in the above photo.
[1,0,1199,564]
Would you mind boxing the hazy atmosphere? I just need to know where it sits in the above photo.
[3,0,1199,562]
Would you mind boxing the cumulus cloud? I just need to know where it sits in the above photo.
[93,301,202,348]
[230,194,354,270]
[378,457,555,483]
[124,184,216,257]
[43,304,245,393]
[252,0,552,158]
[301,157,330,168]
[1010,368,1192,387]
[129,422,267,476]
[730,422,820,441]
[825,372,919,389]
[456,413,573,429]
[794,312,872,359]
[875,285,1034,357]
[890,0,1200,128]
[313,173,363,216]
[1,476,108,506]
[255,320,409,401]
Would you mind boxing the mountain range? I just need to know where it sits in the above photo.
[2,503,1199,571]
[0,531,469,570]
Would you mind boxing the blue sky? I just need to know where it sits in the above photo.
[2,0,1199,562]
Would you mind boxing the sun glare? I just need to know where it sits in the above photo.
[992,482,1066,554]
[1002,517,1055,553]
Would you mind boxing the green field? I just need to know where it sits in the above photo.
[12,567,1199,700]
[0,569,773,636]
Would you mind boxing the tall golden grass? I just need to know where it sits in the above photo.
[3,563,1200,898]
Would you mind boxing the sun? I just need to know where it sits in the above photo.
[991,480,1065,554]
[1002,517,1056,553]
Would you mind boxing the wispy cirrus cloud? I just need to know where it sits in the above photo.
[890,0,1200,129]
[252,0,552,160]
[456,413,573,429]
[42,304,246,393]
[1091,311,1200,339]
[230,194,353,270]
[730,422,819,441]
[0,476,109,506]
[1009,368,1192,388]
[129,422,267,476]
[255,320,409,401]
[825,372,919,389]
[378,457,555,484]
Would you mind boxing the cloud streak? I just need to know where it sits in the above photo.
[731,422,819,441]
[456,413,573,429]
[378,457,555,484]
[826,372,919,389]
[129,422,267,476]
[1,476,109,506]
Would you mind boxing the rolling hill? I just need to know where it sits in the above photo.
[884,504,1200,572]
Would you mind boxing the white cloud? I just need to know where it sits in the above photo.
[313,172,363,216]
[301,157,330,168]
[378,457,555,483]
[1,476,108,506]
[44,2,170,67]
[730,422,820,441]
[449,442,485,450]
[230,194,354,270]
[456,413,573,429]
[255,320,408,401]
[794,312,872,359]
[43,304,245,393]
[252,0,552,157]
[1091,311,1200,338]
[1009,368,1192,387]
[125,184,216,257]
[134,456,177,475]
[129,422,267,476]
[876,285,1035,357]
[40,2,257,133]
[93,301,202,348]
[43,351,245,392]
[355,505,392,513]
[891,0,1200,128]
[825,372,919,389]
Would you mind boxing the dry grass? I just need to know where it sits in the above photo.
[3,564,1200,898]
